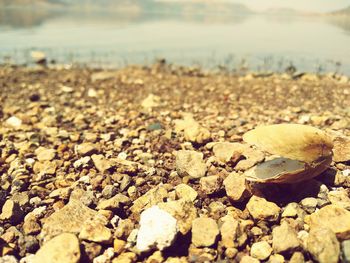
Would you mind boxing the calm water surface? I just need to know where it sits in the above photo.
[1,5,350,74]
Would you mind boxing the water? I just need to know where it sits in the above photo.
[1,3,350,74]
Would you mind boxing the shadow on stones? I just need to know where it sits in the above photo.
[163,232,192,258]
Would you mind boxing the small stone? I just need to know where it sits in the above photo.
[0,200,24,224]
[305,205,350,240]
[97,194,130,210]
[136,206,177,252]
[130,185,169,215]
[102,185,118,199]
[282,203,302,218]
[35,147,56,162]
[146,251,163,263]
[113,238,126,254]
[225,247,238,259]
[267,254,285,263]
[73,156,91,169]
[220,215,240,248]
[200,175,222,195]
[141,94,160,109]
[176,150,207,179]
[23,214,41,235]
[289,252,305,263]
[91,154,114,173]
[41,199,107,241]
[76,143,98,156]
[30,50,46,63]
[272,221,300,254]
[307,227,339,263]
[79,219,113,244]
[342,240,350,263]
[174,114,210,144]
[158,199,197,235]
[300,197,318,213]
[33,233,80,263]
[175,184,198,202]
[224,172,250,202]
[240,255,259,263]
[191,217,219,247]
[112,252,137,263]
[247,196,280,222]
[333,136,350,163]
[328,190,350,209]
[5,116,22,128]
[250,241,272,260]
[0,256,18,263]
[212,142,245,163]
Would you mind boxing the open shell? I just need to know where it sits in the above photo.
[242,124,333,184]
[243,124,333,163]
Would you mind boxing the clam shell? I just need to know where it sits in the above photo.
[243,124,333,163]
[244,156,332,184]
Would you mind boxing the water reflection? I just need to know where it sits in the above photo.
[0,1,349,73]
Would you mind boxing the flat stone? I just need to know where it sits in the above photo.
[33,233,80,263]
[191,217,219,247]
[79,219,112,244]
[35,147,56,162]
[307,227,340,263]
[176,150,207,179]
[76,143,98,156]
[200,175,222,195]
[175,184,198,202]
[158,199,197,235]
[305,205,350,240]
[247,196,280,222]
[97,194,130,210]
[224,172,250,202]
[272,221,300,254]
[250,241,273,260]
[130,185,169,215]
[136,206,177,252]
[91,154,114,173]
[41,199,107,241]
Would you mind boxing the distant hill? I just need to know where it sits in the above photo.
[328,6,350,16]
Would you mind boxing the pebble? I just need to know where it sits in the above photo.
[332,136,350,163]
[0,256,18,263]
[212,142,245,163]
[199,175,221,195]
[267,254,285,263]
[0,200,24,224]
[136,206,177,252]
[112,252,137,263]
[174,114,211,144]
[91,154,114,173]
[327,190,350,209]
[5,116,22,128]
[175,184,198,202]
[246,196,280,222]
[97,194,129,210]
[35,147,56,162]
[250,241,272,260]
[79,219,113,244]
[224,172,250,202]
[113,238,126,254]
[342,240,350,263]
[289,252,305,263]
[307,227,340,263]
[300,197,318,213]
[41,199,107,241]
[76,143,98,156]
[282,203,302,218]
[176,150,207,179]
[33,233,80,263]
[220,215,240,248]
[141,94,160,109]
[240,255,259,263]
[305,204,350,240]
[191,217,219,247]
[272,221,300,254]
[158,199,197,235]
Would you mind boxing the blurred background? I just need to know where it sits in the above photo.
[1,0,350,74]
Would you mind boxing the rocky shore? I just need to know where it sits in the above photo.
[0,63,350,263]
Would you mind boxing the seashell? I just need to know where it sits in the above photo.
[243,124,333,163]
[242,124,333,184]
[244,156,332,184]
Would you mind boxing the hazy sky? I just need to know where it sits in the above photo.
[230,0,349,12]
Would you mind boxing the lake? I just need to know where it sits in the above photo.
[1,4,350,74]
